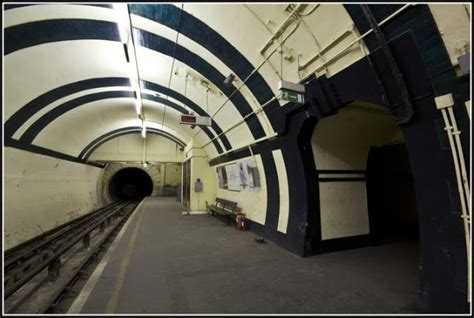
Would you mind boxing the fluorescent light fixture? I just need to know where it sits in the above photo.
[141,125,147,138]
[112,3,129,43]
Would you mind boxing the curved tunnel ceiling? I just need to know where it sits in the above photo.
[4,3,367,161]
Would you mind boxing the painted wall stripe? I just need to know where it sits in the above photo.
[4,4,113,11]
[4,137,105,168]
[5,78,225,154]
[80,127,186,160]
[273,149,290,234]
[4,18,120,55]
[19,90,135,144]
[260,151,279,231]
[4,77,131,139]
[141,81,231,151]
[130,4,280,128]
[136,28,266,140]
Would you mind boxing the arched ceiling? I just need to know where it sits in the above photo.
[4,3,367,162]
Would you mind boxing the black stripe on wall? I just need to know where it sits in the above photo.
[141,81,232,151]
[5,78,225,154]
[4,77,131,139]
[4,15,250,151]
[129,4,280,129]
[260,151,280,231]
[4,137,105,168]
[4,18,120,55]
[19,90,135,144]
[3,4,113,10]
[79,127,186,160]
[15,88,223,154]
[318,178,366,182]
[136,28,266,140]
[142,93,189,115]
[317,169,366,174]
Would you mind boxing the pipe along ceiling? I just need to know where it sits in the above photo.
[4,3,300,161]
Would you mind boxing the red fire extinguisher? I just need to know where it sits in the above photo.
[236,214,246,231]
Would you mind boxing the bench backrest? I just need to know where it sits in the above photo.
[215,197,237,210]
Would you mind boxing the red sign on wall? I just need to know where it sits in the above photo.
[180,115,197,124]
[180,114,211,126]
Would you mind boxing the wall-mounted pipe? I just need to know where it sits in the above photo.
[303,4,413,76]
[297,4,320,17]
[259,3,304,55]
[191,27,298,141]
[200,94,281,149]
[191,4,308,142]
[436,94,471,303]
[299,26,354,71]
[207,132,279,162]
[447,106,471,213]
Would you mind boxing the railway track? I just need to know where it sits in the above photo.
[4,199,141,313]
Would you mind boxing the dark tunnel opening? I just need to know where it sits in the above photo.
[108,168,153,201]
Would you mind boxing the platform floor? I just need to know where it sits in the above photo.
[71,197,419,314]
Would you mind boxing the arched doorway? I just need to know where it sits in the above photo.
[311,102,419,250]
[308,102,420,310]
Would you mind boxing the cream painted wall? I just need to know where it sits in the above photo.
[319,182,369,240]
[273,150,290,234]
[312,103,404,240]
[163,163,182,186]
[429,4,471,69]
[4,148,102,250]
[189,154,216,212]
[214,155,268,225]
[88,133,184,163]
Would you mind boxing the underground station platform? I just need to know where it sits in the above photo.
[3,2,472,315]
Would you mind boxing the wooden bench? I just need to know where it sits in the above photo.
[208,198,242,225]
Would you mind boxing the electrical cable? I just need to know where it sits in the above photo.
[161,3,184,127]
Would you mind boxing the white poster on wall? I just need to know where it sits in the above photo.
[225,163,241,192]
[243,159,260,192]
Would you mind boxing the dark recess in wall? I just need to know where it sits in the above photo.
[109,168,153,201]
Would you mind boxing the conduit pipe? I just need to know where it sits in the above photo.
[297,4,320,17]
[259,3,304,55]
[447,106,471,213]
[191,6,305,142]
[299,25,354,71]
[304,4,413,76]
[198,5,413,148]
[200,94,280,149]
[207,132,279,162]
[435,94,471,303]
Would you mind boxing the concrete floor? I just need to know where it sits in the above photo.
[76,197,419,314]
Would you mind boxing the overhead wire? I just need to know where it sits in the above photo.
[161,3,184,128]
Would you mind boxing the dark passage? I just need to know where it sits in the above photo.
[108,168,153,200]
[367,143,420,244]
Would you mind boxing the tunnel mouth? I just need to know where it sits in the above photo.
[108,168,153,201]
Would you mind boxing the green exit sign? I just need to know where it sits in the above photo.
[282,90,305,104]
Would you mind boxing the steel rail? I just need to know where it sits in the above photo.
[4,201,122,268]
[4,201,131,298]
[9,200,141,314]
